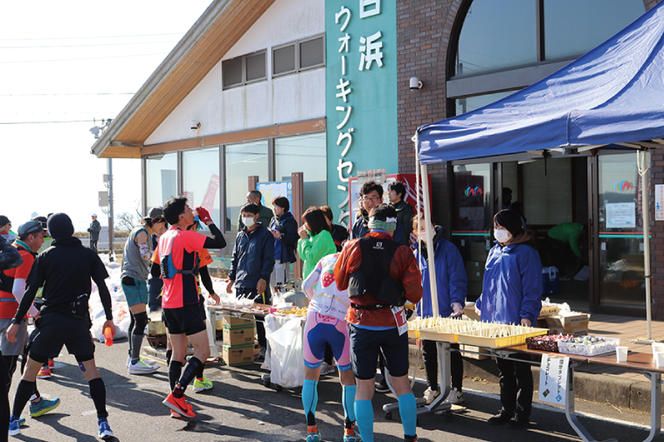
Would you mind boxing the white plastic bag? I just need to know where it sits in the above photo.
[265,315,304,388]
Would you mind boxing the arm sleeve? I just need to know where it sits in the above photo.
[259,232,275,281]
[134,230,152,261]
[0,239,22,271]
[446,243,468,307]
[12,279,38,317]
[199,266,215,295]
[396,247,423,305]
[150,261,161,279]
[519,248,543,324]
[91,255,113,320]
[228,235,239,281]
[13,258,44,322]
[203,223,227,249]
[302,262,321,299]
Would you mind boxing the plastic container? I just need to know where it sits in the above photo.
[558,336,620,356]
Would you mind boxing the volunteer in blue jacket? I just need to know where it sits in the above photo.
[413,214,467,406]
[476,209,542,428]
[268,197,298,288]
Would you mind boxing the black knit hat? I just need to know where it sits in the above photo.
[47,213,74,240]
[494,209,525,237]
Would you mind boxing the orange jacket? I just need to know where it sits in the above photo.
[334,231,422,327]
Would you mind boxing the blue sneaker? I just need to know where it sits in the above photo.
[98,418,113,439]
[29,397,60,417]
[17,417,25,426]
[8,416,20,436]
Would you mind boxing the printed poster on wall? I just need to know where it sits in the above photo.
[605,202,636,228]
[656,184,664,221]
[538,354,570,406]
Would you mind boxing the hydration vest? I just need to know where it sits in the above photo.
[348,236,405,306]
[158,229,200,280]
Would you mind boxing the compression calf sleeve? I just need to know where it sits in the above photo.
[130,312,148,361]
[174,357,203,397]
[168,361,183,391]
[397,392,417,439]
[354,399,374,442]
[301,380,318,426]
[12,380,35,418]
[165,349,172,366]
[89,378,108,419]
[342,385,357,423]
[196,360,204,379]
[127,313,135,356]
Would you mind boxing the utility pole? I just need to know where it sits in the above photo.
[107,158,114,255]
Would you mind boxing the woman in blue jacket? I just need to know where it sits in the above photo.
[413,215,467,405]
[268,197,298,287]
[476,209,542,427]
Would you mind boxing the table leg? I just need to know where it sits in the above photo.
[205,306,219,358]
[418,342,451,414]
[642,372,661,442]
[564,364,617,442]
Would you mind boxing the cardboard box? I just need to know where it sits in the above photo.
[222,325,255,346]
[219,314,253,330]
[222,343,255,366]
[458,344,488,360]
[543,313,590,334]
[539,305,561,317]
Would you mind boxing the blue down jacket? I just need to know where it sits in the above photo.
[229,225,275,289]
[475,242,543,325]
[414,228,467,318]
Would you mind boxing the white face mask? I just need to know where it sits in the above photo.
[494,228,511,244]
[242,217,256,228]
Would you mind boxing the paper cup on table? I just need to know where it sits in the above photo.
[652,342,664,354]
[616,346,628,363]
[655,352,664,368]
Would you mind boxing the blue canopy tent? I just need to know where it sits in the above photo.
[414,3,664,338]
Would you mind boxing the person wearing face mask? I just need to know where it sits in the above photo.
[297,208,337,279]
[226,203,275,361]
[476,209,542,428]
[412,214,467,406]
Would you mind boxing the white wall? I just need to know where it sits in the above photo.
[145,0,325,146]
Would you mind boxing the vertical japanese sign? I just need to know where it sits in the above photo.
[539,354,570,405]
[325,0,398,226]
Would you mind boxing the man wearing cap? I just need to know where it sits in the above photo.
[6,213,115,438]
[87,214,101,253]
[0,222,60,424]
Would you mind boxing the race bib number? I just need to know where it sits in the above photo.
[391,306,408,336]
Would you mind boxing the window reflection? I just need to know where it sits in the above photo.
[146,153,177,210]
[275,133,327,210]
[225,141,269,232]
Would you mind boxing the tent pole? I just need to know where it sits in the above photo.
[420,163,440,318]
[639,150,652,341]
[414,134,421,262]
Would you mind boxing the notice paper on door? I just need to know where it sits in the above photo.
[605,202,635,228]
[539,354,570,406]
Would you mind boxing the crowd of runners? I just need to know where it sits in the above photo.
[0,178,543,442]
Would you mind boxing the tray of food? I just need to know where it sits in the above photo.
[557,336,619,356]
[526,334,574,352]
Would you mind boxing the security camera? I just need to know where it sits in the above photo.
[409,77,423,90]
[190,121,201,131]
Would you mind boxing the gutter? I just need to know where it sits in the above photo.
[90,0,233,157]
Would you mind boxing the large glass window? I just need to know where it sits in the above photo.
[456,0,537,76]
[544,0,644,60]
[182,147,221,227]
[522,158,572,225]
[275,133,327,210]
[455,91,514,115]
[145,153,177,210]
[225,141,269,232]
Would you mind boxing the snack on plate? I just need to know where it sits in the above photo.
[526,334,573,352]
[557,335,619,356]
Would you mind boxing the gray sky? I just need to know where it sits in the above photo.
[0,0,212,231]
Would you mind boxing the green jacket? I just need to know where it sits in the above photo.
[238,205,274,230]
[547,222,584,258]
[297,229,337,279]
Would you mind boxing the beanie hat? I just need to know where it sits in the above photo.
[494,209,525,237]
[0,215,9,228]
[47,213,74,240]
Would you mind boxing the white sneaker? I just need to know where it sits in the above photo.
[443,388,464,405]
[320,362,336,376]
[128,359,159,375]
[423,387,440,405]
[127,356,158,368]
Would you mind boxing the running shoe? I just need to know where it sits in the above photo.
[47,359,55,370]
[443,388,464,405]
[8,416,20,436]
[375,381,390,393]
[98,418,113,438]
[128,359,159,375]
[36,366,52,379]
[17,417,25,427]
[30,397,60,417]
[170,410,183,419]
[319,362,336,376]
[305,430,320,442]
[192,377,214,392]
[423,387,440,405]
[343,425,362,442]
[126,356,158,367]
[162,393,195,418]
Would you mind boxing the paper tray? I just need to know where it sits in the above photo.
[455,329,548,348]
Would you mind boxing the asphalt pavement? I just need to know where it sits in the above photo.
[7,340,661,442]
